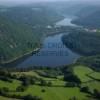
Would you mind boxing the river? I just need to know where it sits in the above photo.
[16,17,80,68]
[56,17,77,27]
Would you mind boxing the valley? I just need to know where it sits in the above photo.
[0,1,100,100]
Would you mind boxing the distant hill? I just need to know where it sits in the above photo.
[62,29,100,56]
[72,5,100,28]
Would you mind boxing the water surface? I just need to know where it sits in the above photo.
[17,17,80,68]
[56,17,76,26]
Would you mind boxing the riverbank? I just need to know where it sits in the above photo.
[0,30,65,67]
[0,47,40,67]
[0,17,80,68]
[0,31,65,67]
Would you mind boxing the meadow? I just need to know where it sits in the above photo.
[0,65,100,100]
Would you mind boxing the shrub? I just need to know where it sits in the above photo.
[0,87,9,96]
[22,95,42,100]
[40,79,47,86]
[65,82,76,87]
[41,89,46,93]
[80,86,90,93]
[16,85,26,92]
[47,81,52,87]
[93,89,100,99]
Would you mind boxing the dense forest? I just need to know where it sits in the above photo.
[72,5,100,28]
[76,55,100,71]
[0,6,63,63]
[62,30,100,56]
[1,2,100,63]
[62,29,100,70]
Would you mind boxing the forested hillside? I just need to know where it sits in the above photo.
[77,55,100,71]
[72,5,100,28]
[62,29,100,70]
[62,30,100,56]
[0,6,62,63]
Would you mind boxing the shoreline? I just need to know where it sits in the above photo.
[0,31,63,67]
[0,31,80,68]
[0,47,41,67]
[0,17,79,67]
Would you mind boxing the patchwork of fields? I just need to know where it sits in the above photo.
[0,65,100,100]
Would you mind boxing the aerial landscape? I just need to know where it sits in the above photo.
[0,0,100,100]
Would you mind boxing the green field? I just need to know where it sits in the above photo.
[0,96,16,100]
[74,65,100,92]
[0,80,21,91]
[0,79,88,100]
[89,72,100,80]
[0,65,100,100]
[74,66,93,82]
[17,86,87,100]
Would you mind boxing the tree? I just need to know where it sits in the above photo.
[19,76,36,86]
[65,82,76,87]
[30,78,36,85]
[22,95,42,100]
[80,86,90,93]
[40,79,47,86]
[41,89,46,93]
[69,96,78,100]
[19,76,31,86]
[47,81,52,87]
[16,85,26,92]
[93,89,100,99]
[64,74,81,85]
[0,87,9,95]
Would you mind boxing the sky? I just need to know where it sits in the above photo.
[0,0,98,3]
[0,0,99,5]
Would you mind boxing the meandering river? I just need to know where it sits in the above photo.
[17,17,80,68]
[56,17,77,26]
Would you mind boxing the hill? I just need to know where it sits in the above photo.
[62,29,100,56]
[72,5,100,28]
[0,6,62,64]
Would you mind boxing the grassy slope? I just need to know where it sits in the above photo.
[0,80,21,91]
[0,66,100,100]
[20,86,87,100]
[90,72,100,80]
[74,65,100,81]
[0,96,16,100]
[74,65,93,82]
[74,65,100,92]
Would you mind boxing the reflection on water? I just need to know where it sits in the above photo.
[17,33,80,68]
